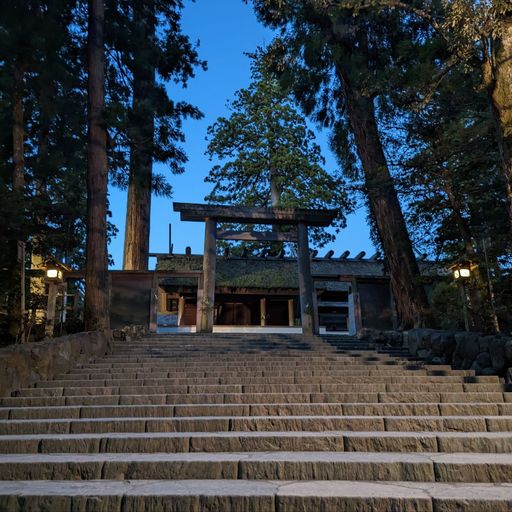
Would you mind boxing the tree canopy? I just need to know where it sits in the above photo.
[205,57,352,248]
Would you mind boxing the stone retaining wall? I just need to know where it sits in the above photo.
[0,331,112,397]
[357,328,512,381]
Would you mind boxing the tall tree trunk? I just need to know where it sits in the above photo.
[31,111,50,301]
[85,0,109,331]
[442,170,499,333]
[269,169,281,208]
[123,0,155,271]
[486,16,512,235]
[8,63,26,342]
[269,168,282,254]
[341,79,430,328]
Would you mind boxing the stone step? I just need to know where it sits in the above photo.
[13,383,507,397]
[2,392,508,408]
[99,351,406,356]
[115,340,358,345]
[141,349,398,354]
[3,431,512,455]
[1,415,511,435]
[60,369,488,378]
[2,479,512,511]
[100,350,376,354]
[58,368,477,377]
[33,376,492,389]
[1,331,509,508]
[2,402,510,420]
[79,363,413,372]
[1,451,511,483]
[87,360,413,368]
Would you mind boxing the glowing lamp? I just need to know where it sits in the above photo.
[451,261,472,280]
[45,261,64,282]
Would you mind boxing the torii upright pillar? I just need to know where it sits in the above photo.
[199,218,217,333]
[297,222,316,335]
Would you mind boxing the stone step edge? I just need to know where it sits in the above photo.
[3,430,512,440]
[1,403,511,421]
[2,450,512,464]
[2,414,512,424]
[12,385,506,397]
[2,479,512,506]
[2,430,511,454]
[2,392,508,405]
[1,451,512,484]
[2,401,507,410]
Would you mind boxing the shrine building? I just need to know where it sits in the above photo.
[105,203,439,335]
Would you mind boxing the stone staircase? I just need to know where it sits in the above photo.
[1,333,512,510]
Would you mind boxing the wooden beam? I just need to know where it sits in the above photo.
[217,230,297,242]
[173,202,337,227]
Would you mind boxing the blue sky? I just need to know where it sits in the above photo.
[107,0,375,269]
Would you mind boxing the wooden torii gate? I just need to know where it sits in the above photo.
[173,203,338,335]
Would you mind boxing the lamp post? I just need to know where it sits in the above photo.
[450,261,473,331]
[44,261,66,337]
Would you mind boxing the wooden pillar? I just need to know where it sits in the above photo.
[195,275,203,331]
[158,287,167,313]
[260,298,267,327]
[297,222,317,335]
[348,282,357,335]
[288,299,295,327]
[45,282,58,337]
[149,273,158,332]
[72,291,81,318]
[199,218,217,333]
[312,289,319,333]
[352,277,363,332]
[178,295,185,326]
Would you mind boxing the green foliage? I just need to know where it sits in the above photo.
[104,0,206,196]
[204,55,352,249]
[0,0,88,266]
[428,280,465,331]
[383,66,507,258]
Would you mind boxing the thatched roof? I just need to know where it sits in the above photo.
[156,255,442,290]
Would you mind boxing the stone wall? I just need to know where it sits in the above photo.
[0,331,112,397]
[357,328,512,381]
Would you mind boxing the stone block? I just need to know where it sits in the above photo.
[489,337,507,372]
[387,330,405,347]
[436,434,512,453]
[473,352,492,370]
[453,332,480,368]
[406,329,435,356]
[505,340,512,363]
[343,433,437,453]
[430,331,456,360]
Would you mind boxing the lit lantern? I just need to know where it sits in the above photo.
[451,261,472,280]
[45,261,64,282]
